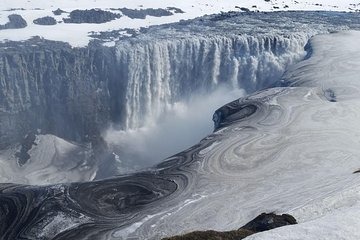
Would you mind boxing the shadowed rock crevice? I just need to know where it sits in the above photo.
[163,213,297,240]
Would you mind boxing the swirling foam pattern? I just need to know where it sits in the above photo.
[3,26,360,240]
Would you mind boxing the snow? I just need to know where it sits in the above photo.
[226,30,360,240]
[0,0,360,47]
[247,204,360,239]
[0,134,96,185]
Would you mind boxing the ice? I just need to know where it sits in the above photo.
[0,134,96,185]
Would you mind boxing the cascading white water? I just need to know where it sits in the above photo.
[116,33,309,130]
[106,33,311,171]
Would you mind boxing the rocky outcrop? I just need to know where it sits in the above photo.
[63,9,121,24]
[52,8,66,16]
[33,16,57,25]
[119,8,173,19]
[163,213,297,240]
[0,14,27,30]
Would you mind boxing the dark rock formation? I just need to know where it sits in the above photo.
[14,132,37,166]
[163,213,297,240]
[33,16,57,25]
[235,6,251,12]
[119,8,173,19]
[166,7,185,14]
[0,39,125,148]
[241,213,297,232]
[63,9,121,24]
[0,14,27,30]
[163,229,254,240]
[52,8,66,16]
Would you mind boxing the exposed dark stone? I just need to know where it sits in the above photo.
[213,100,258,130]
[166,7,185,14]
[235,6,250,12]
[4,8,26,11]
[241,213,297,232]
[163,213,297,240]
[33,16,57,25]
[53,8,67,16]
[120,8,173,19]
[209,11,241,21]
[162,229,254,240]
[15,132,37,166]
[0,14,27,30]
[63,9,121,24]
[324,89,337,102]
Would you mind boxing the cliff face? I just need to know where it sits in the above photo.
[0,39,124,148]
[1,11,356,149]
[0,34,307,148]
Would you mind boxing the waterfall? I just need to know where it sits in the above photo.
[116,33,309,129]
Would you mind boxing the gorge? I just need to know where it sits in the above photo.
[1,10,360,240]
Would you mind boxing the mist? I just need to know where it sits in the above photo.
[104,87,245,174]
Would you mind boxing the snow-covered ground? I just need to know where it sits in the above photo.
[0,134,96,185]
[220,30,360,240]
[0,0,360,47]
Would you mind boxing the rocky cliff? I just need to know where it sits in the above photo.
[0,39,123,148]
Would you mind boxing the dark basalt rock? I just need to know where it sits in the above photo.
[163,229,254,240]
[15,132,37,166]
[163,213,297,240]
[0,14,27,30]
[166,7,185,14]
[119,8,173,19]
[63,9,121,24]
[33,16,57,25]
[53,8,66,16]
[241,212,297,232]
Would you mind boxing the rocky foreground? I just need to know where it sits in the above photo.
[163,213,297,240]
